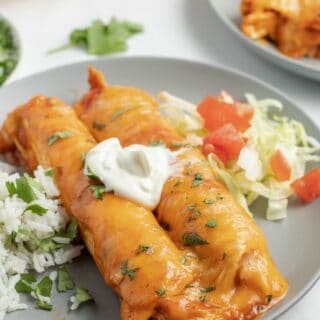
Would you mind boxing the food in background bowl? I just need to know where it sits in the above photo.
[240,0,320,58]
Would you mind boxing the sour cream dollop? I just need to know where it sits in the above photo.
[84,138,176,209]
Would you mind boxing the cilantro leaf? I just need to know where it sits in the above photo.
[45,168,54,177]
[25,204,47,216]
[6,176,37,203]
[74,288,94,305]
[121,261,140,280]
[155,287,166,297]
[205,219,217,228]
[5,231,17,249]
[49,18,143,56]
[37,301,52,311]
[182,232,208,246]
[34,276,52,298]
[59,218,78,240]
[48,131,73,146]
[89,184,106,199]
[15,273,37,293]
[57,266,74,293]
[110,108,129,121]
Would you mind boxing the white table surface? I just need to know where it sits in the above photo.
[1,0,319,319]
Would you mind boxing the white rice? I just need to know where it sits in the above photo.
[0,163,83,319]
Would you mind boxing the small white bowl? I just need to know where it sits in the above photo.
[0,13,21,85]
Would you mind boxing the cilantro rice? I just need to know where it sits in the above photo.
[0,164,83,319]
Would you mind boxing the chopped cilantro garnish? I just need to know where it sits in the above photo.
[171,142,183,148]
[182,232,208,246]
[48,131,73,145]
[203,199,215,204]
[57,266,74,292]
[136,244,153,255]
[89,184,106,199]
[205,219,217,228]
[4,231,17,249]
[155,287,166,297]
[37,301,52,311]
[34,276,53,299]
[121,261,140,280]
[187,204,196,211]
[92,122,106,130]
[192,173,203,187]
[110,108,129,121]
[74,288,94,305]
[179,256,187,265]
[48,18,143,56]
[25,204,47,216]
[19,229,63,252]
[199,294,207,302]
[200,286,215,293]
[6,176,36,203]
[149,140,165,147]
[45,168,54,177]
[15,273,37,293]
[58,218,78,240]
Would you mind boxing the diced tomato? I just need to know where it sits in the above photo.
[202,124,246,164]
[197,95,254,133]
[270,150,291,181]
[291,168,320,202]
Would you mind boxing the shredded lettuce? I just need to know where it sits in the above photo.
[160,91,320,221]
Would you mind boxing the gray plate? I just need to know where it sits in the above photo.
[1,57,319,320]
[209,0,320,81]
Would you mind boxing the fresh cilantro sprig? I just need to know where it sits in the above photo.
[48,18,143,56]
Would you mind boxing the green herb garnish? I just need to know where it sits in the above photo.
[121,261,140,280]
[49,18,143,55]
[203,199,215,204]
[149,140,165,147]
[89,184,106,199]
[92,122,106,130]
[182,232,208,246]
[110,108,130,121]
[37,301,52,311]
[205,219,217,228]
[74,288,94,305]
[136,244,153,255]
[0,19,18,86]
[58,218,78,240]
[155,287,166,297]
[199,294,207,302]
[171,142,183,148]
[24,204,47,216]
[5,231,17,249]
[19,229,63,252]
[45,168,54,177]
[179,256,187,265]
[6,176,36,203]
[192,173,203,187]
[48,131,73,145]
[222,252,227,260]
[200,286,215,293]
[57,266,74,292]
[15,273,37,293]
[34,276,53,300]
